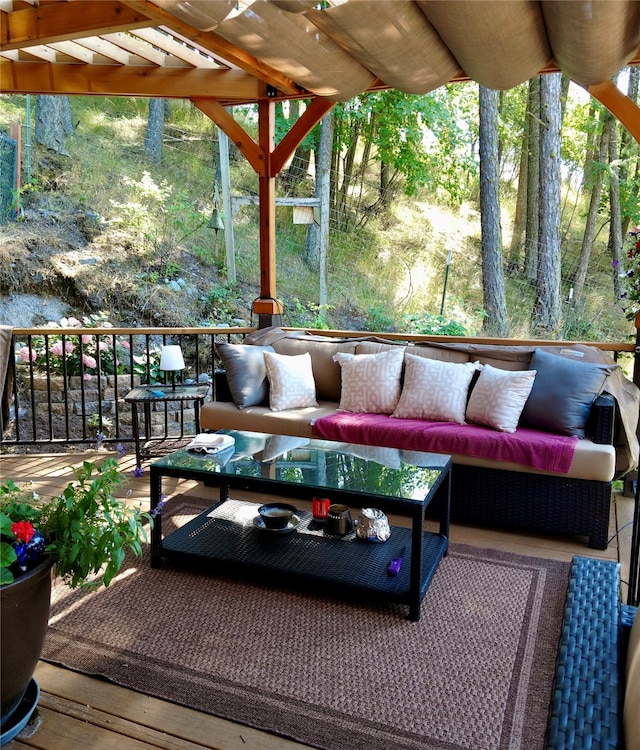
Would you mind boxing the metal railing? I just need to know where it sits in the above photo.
[1,325,637,452]
[1,326,254,450]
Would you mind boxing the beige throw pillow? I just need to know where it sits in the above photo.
[392,353,478,423]
[334,347,404,414]
[263,351,318,412]
[465,364,536,433]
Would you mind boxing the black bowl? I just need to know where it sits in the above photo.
[257,503,297,530]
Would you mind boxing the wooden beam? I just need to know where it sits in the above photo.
[588,80,640,145]
[0,60,262,99]
[271,97,335,176]
[122,0,301,96]
[258,99,278,306]
[191,97,265,175]
[0,1,151,49]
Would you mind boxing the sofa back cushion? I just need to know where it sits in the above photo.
[519,348,615,438]
[272,336,357,401]
[217,342,274,409]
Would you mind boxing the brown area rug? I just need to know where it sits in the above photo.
[42,496,568,750]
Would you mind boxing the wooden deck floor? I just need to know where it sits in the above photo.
[1,450,634,750]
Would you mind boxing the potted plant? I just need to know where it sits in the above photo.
[0,457,152,745]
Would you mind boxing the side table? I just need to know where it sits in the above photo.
[124,383,210,466]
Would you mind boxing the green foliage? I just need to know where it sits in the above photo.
[402,312,468,336]
[365,306,396,332]
[0,459,151,588]
[285,297,333,329]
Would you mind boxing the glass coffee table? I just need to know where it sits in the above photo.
[149,430,451,620]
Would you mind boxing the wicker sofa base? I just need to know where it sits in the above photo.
[438,464,612,549]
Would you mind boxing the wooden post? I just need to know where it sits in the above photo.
[630,311,640,606]
[218,128,236,283]
[9,123,21,218]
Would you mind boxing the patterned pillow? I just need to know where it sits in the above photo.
[334,347,404,414]
[466,364,536,433]
[392,353,478,424]
[263,351,318,412]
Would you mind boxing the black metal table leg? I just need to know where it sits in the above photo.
[150,466,163,568]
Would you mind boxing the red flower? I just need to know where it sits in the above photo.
[11,520,35,544]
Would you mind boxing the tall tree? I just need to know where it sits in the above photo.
[144,99,164,164]
[571,106,609,304]
[478,86,509,336]
[533,73,562,334]
[35,96,69,156]
[607,106,624,301]
[524,78,541,282]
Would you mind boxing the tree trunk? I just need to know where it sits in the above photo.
[524,78,540,282]
[144,99,164,164]
[35,96,69,155]
[533,73,562,335]
[508,115,529,272]
[620,66,639,238]
[478,86,509,337]
[572,108,610,304]
[607,108,623,301]
[61,97,75,136]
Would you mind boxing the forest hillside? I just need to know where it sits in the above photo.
[0,90,637,344]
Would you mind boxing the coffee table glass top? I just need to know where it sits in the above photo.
[152,429,450,503]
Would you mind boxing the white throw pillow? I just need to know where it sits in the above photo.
[334,347,404,414]
[465,364,536,433]
[263,351,318,412]
[392,353,478,423]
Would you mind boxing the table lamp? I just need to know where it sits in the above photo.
[159,345,185,390]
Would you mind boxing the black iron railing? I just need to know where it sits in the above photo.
[1,326,254,450]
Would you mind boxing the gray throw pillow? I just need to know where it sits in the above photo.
[216,343,274,409]
[519,348,614,438]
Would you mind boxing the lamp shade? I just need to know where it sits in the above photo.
[159,345,185,372]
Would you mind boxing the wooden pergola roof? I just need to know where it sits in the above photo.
[2,0,640,320]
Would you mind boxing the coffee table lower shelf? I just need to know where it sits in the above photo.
[158,499,448,620]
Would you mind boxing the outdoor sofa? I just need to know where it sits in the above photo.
[200,327,640,550]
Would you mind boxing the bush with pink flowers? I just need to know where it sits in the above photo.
[16,312,131,380]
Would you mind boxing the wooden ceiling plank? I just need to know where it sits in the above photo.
[1,1,152,49]
[48,40,97,64]
[73,36,134,66]
[157,25,238,70]
[3,43,57,62]
[132,27,220,69]
[122,0,301,95]
[101,30,166,66]
[0,60,262,99]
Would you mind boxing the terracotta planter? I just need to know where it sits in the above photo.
[1,556,54,729]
